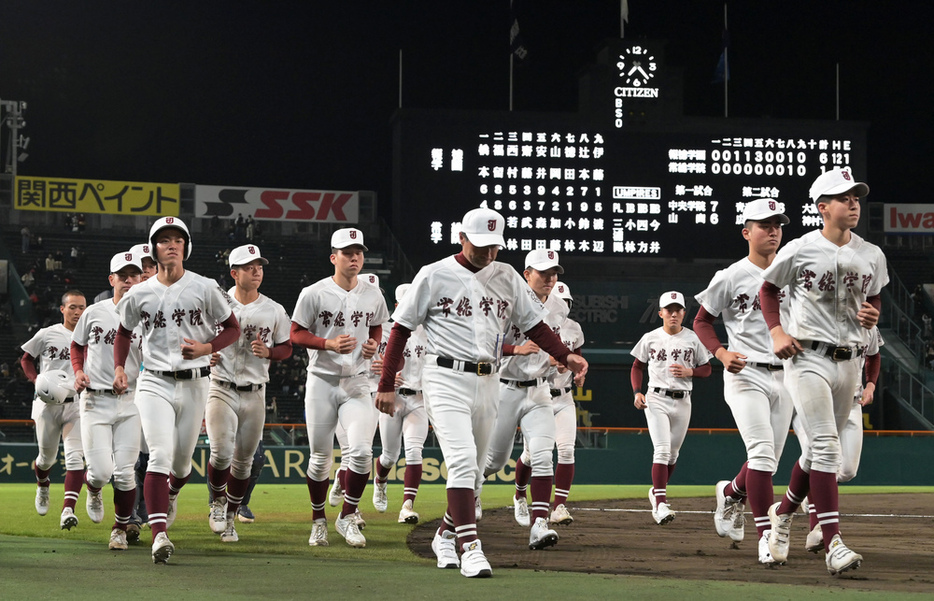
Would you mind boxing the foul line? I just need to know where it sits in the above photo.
[569,507,934,519]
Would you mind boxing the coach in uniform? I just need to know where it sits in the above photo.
[375,208,588,578]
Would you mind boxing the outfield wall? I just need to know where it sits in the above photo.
[3,432,931,486]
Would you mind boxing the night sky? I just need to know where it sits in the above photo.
[2,1,932,222]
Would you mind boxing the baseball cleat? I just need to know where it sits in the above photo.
[209,497,228,534]
[166,494,179,528]
[713,480,732,537]
[126,522,141,543]
[513,495,531,527]
[352,509,366,530]
[221,513,239,543]
[336,513,366,547]
[151,531,174,564]
[529,517,559,550]
[648,487,658,522]
[729,499,746,542]
[460,540,492,578]
[825,534,862,575]
[654,502,675,525]
[758,529,782,565]
[237,504,255,523]
[474,496,483,521]
[398,499,420,524]
[35,485,50,516]
[308,518,329,546]
[550,503,574,525]
[806,524,824,553]
[373,478,388,513]
[328,477,344,507]
[768,502,794,563]
[86,488,105,524]
[431,529,460,569]
[109,528,128,551]
[60,507,78,530]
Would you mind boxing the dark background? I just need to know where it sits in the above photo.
[2,1,931,223]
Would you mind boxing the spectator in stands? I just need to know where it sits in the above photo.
[45,254,56,273]
[245,216,255,241]
[70,246,80,266]
[923,313,932,340]
[77,214,86,232]
[926,342,934,370]
[21,269,35,290]
[21,226,30,253]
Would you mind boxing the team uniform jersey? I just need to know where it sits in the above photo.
[761,230,889,348]
[500,292,568,381]
[695,257,791,365]
[292,277,389,378]
[550,317,584,397]
[72,300,144,391]
[631,327,712,393]
[22,324,76,389]
[212,290,291,386]
[392,256,547,364]
[116,271,233,371]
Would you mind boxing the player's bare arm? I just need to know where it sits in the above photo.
[566,353,588,378]
[633,392,646,410]
[769,325,802,359]
[715,348,748,374]
[361,337,378,359]
[375,391,396,417]
[249,333,270,358]
[860,382,875,407]
[857,301,880,329]
[326,334,358,354]
[513,339,541,356]
[113,365,128,395]
[668,364,693,378]
[209,351,222,367]
[73,369,90,392]
[181,338,213,360]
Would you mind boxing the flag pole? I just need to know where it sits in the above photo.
[723,3,729,118]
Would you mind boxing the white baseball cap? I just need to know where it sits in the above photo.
[460,208,506,248]
[808,167,869,202]
[525,248,564,274]
[35,369,74,404]
[331,228,368,251]
[129,243,156,265]
[361,273,379,288]
[110,251,143,274]
[395,283,411,303]
[742,198,790,224]
[229,244,269,267]
[148,216,192,260]
[659,291,686,309]
[553,281,572,301]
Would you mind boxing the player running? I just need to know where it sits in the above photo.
[694,198,795,564]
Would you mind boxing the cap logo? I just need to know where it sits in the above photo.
[165,217,174,224]
[842,170,851,181]
[671,293,677,299]
[768,201,776,210]
[350,231,357,239]
[487,219,496,232]
[125,253,133,261]
[558,285,565,292]
[143,245,149,253]
[248,246,256,255]
[547,251,555,260]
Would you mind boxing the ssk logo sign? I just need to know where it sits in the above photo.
[884,204,934,233]
[195,186,360,224]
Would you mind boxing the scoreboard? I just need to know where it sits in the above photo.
[391,41,867,265]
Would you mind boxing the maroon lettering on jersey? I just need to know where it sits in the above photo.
[437,297,454,317]
[510,324,522,340]
[752,294,761,311]
[683,349,695,364]
[334,311,345,327]
[496,299,510,319]
[402,347,411,358]
[58,348,70,360]
[378,341,387,355]
[551,325,560,336]
[479,296,494,316]
[843,272,858,290]
[655,349,668,362]
[455,297,473,317]
[861,274,873,294]
[318,310,333,327]
[350,310,363,327]
[734,293,750,313]
[244,324,258,340]
[365,311,375,326]
[800,268,817,291]
[670,348,682,362]
[140,310,151,330]
[104,329,116,345]
[647,348,656,360]
[91,325,104,343]
[258,326,271,343]
[172,308,186,327]
[818,271,836,292]
[152,310,166,329]
[189,308,204,326]
[415,344,425,357]
[46,346,59,359]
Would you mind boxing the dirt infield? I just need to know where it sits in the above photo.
[408,493,934,593]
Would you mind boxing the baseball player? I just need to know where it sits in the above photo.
[481,248,571,550]
[21,290,87,530]
[375,208,588,578]
[631,291,712,525]
[370,283,430,524]
[71,251,145,550]
[800,326,883,553]
[205,244,291,543]
[760,167,886,575]
[693,198,795,564]
[114,216,241,563]
[290,228,388,548]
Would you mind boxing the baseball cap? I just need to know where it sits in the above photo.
[553,281,572,301]
[395,283,411,303]
[742,198,790,225]
[525,248,565,274]
[148,216,192,260]
[331,228,368,251]
[808,167,870,202]
[35,369,74,404]
[460,208,506,248]
[228,244,269,267]
[360,273,379,288]
[129,243,156,265]
[659,291,686,309]
[110,251,143,274]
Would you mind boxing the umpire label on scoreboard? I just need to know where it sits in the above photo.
[195,185,360,223]
[15,176,180,216]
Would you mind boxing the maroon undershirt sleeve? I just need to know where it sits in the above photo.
[759,281,783,331]
[631,358,646,393]
[20,353,38,383]
[865,353,881,386]
[692,363,712,378]
[378,323,412,392]
[503,344,518,356]
[114,325,132,368]
[290,322,328,350]
[693,306,725,355]
[209,313,241,353]
[368,325,382,344]
[868,294,882,313]
[70,342,87,373]
[524,321,571,365]
[267,340,293,362]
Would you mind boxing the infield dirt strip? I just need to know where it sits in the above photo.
[408,494,934,593]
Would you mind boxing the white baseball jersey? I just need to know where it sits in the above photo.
[695,257,792,364]
[550,317,585,390]
[72,300,144,390]
[501,291,568,381]
[22,324,75,377]
[292,276,389,378]
[762,230,889,348]
[116,270,233,371]
[212,290,291,386]
[631,327,712,392]
[368,322,430,393]
[393,256,547,363]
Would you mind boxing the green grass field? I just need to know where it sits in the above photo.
[2,483,930,600]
